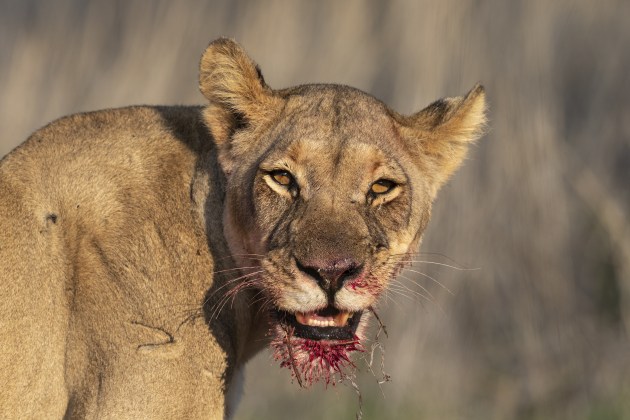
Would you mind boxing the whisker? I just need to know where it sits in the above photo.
[203,270,265,304]
[250,294,268,310]
[210,281,255,319]
[209,277,255,315]
[208,265,262,276]
[391,251,466,264]
[210,254,264,264]
[254,297,275,318]
[210,277,263,320]
[224,276,264,297]
[395,274,436,301]
[388,280,418,296]
[402,268,454,295]
[249,288,265,302]
[390,278,433,302]
[380,288,403,308]
[385,285,417,302]
[398,260,480,271]
[395,275,446,315]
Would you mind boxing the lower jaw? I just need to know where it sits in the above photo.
[270,313,367,386]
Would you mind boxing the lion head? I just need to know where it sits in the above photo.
[199,38,486,385]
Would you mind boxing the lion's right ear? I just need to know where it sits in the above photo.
[199,38,283,174]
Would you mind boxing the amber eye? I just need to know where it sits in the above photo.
[370,179,396,195]
[270,170,294,187]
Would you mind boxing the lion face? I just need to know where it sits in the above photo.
[223,88,430,383]
[199,39,486,385]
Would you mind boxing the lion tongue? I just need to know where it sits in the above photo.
[295,311,350,328]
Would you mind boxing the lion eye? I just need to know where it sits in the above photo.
[270,170,294,187]
[370,179,396,195]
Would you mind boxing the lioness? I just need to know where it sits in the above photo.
[0,38,485,418]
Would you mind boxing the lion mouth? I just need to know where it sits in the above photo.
[273,306,363,341]
[271,305,365,386]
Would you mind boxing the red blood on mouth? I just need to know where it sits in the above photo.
[347,276,386,297]
[272,331,364,387]
[300,338,357,370]
[347,277,369,291]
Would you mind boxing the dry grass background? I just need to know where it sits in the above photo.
[1,1,630,419]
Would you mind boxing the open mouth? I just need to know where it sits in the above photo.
[273,306,363,341]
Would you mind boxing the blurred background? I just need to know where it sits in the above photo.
[1,1,629,418]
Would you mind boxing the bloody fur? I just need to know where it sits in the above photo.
[271,325,364,387]
[270,309,390,420]
[347,275,385,295]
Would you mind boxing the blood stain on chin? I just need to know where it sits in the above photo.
[272,334,364,386]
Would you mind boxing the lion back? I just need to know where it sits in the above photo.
[0,106,237,418]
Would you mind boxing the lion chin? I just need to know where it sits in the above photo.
[268,306,369,386]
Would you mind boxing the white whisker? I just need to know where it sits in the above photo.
[402,268,454,295]
[390,278,433,302]
[399,260,480,271]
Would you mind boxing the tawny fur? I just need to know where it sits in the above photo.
[0,38,486,419]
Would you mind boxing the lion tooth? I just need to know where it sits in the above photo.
[335,311,350,327]
[296,312,308,325]
[295,311,353,328]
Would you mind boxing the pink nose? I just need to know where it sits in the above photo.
[295,257,364,293]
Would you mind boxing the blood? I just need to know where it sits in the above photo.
[348,277,369,291]
[271,331,364,387]
[347,276,386,299]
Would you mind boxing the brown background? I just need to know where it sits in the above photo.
[1,1,629,418]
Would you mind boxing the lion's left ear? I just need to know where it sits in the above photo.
[399,84,487,196]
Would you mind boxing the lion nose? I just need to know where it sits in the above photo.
[295,257,364,294]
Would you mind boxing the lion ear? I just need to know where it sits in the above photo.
[400,84,487,196]
[199,38,283,174]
